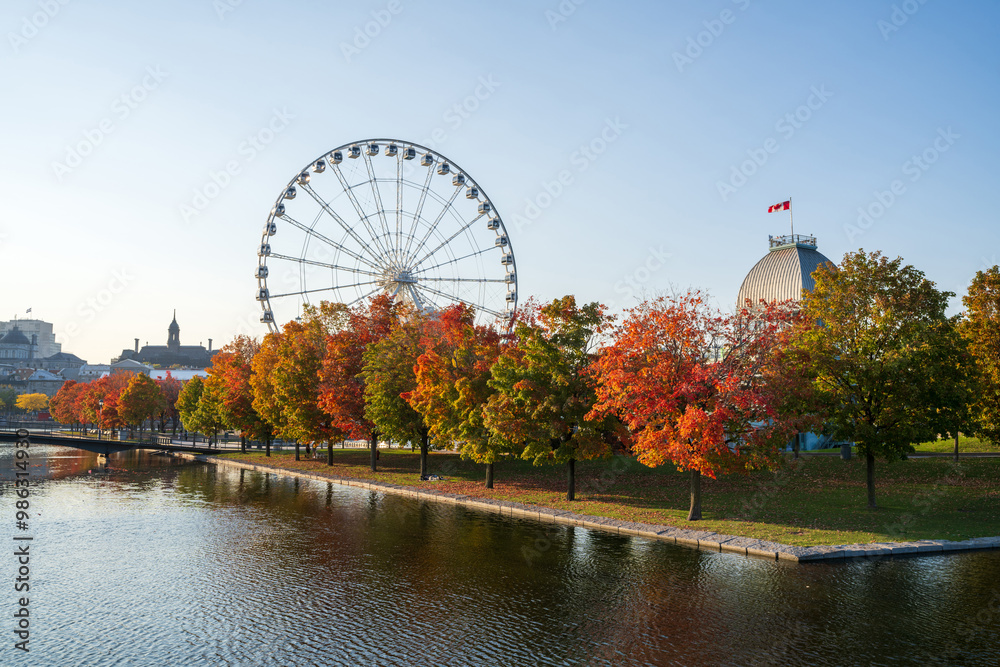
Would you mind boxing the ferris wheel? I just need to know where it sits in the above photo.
[255,139,517,332]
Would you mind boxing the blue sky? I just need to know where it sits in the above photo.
[2,0,997,363]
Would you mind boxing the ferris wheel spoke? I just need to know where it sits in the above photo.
[404,185,463,267]
[418,276,506,283]
[347,285,385,307]
[362,151,396,267]
[395,155,403,258]
[411,212,486,269]
[279,209,381,272]
[269,279,382,299]
[401,162,436,262]
[299,183,384,269]
[414,283,503,319]
[268,252,383,278]
[411,246,495,275]
[330,164,395,262]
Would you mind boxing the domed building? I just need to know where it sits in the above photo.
[0,326,35,363]
[737,234,834,306]
[737,233,838,452]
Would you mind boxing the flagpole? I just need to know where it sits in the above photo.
[788,196,794,238]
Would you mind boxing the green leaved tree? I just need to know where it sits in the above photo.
[361,307,433,478]
[408,303,505,488]
[484,296,615,501]
[791,250,953,509]
[176,376,205,440]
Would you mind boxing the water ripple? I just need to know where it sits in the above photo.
[7,445,1000,666]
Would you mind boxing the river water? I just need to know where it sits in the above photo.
[3,444,1000,666]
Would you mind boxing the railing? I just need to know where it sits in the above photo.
[769,234,816,249]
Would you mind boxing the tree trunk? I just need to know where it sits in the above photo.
[866,451,877,510]
[327,440,334,466]
[687,469,702,521]
[792,433,800,460]
[954,433,960,463]
[295,441,300,461]
[485,462,494,489]
[240,434,246,454]
[566,457,576,501]
[265,435,271,457]
[420,432,429,478]
[370,432,378,472]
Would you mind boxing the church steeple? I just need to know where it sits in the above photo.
[167,310,180,350]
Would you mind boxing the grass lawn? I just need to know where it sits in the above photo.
[913,436,998,454]
[803,436,997,455]
[216,447,1000,547]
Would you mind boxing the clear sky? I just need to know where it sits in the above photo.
[2,0,997,364]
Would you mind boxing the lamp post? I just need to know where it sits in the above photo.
[98,399,103,441]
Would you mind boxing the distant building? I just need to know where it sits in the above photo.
[0,326,35,363]
[115,312,215,369]
[0,368,65,397]
[31,352,87,373]
[78,364,111,381]
[149,369,208,382]
[0,319,60,358]
[110,359,153,375]
[0,319,86,392]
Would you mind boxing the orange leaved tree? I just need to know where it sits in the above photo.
[319,295,398,471]
[206,336,269,452]
[590,291,816,520]
[270,314,341,462]
[119,373,165,437]
[78,372,132,435]
[408,303,504,487]
[50,381,84,430]
[250,331,285,456]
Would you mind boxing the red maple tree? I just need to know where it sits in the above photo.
[589,292,817,520]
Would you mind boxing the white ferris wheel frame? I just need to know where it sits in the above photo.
[255,138,518,333]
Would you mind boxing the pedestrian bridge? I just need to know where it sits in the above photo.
[0,428,244,456]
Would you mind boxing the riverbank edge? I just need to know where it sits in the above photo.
[175,452,1000,563]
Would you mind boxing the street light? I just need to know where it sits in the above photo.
[98,399,104,442]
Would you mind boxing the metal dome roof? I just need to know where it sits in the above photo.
[0,326,31,346]
[737,235,834,306]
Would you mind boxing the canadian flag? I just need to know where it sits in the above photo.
[768,200,790,213]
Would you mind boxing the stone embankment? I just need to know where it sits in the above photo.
[177,452,1000,563]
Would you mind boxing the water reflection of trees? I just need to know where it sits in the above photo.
[66,457,1000,666]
